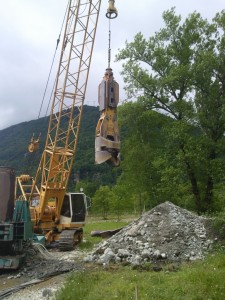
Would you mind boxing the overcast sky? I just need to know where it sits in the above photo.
[0,0,224,130]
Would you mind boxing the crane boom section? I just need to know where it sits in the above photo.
[30,0,101,223]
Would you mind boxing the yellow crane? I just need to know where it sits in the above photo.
[15,0,120,250]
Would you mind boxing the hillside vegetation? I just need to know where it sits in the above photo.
[2,100,225,217]
[0,105,120,192]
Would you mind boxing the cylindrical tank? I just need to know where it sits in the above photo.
[0,167,15,222]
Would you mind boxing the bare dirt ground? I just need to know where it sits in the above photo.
[0,248,85,300]
[1,273,68,300]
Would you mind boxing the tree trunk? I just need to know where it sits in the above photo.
[180,144,202,214]
[204,149,216,210]
[205,175,213,209]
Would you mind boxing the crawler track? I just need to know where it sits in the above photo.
[58,229,83,251]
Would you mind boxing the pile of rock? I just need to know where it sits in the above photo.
[84,201,214,266]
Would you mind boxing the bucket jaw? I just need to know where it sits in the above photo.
[95,135,120,167]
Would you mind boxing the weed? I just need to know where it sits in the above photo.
[56,254,225,300]
[56,216,225,300]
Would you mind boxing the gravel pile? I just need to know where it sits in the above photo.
[1,201,216,299]
[84,201,214,266]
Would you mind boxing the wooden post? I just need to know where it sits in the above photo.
[135,285,138,300]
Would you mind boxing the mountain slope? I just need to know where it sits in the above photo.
[0,105,120,190]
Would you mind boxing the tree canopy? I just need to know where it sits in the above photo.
[116,8,225,213]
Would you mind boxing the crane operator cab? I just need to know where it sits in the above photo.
[60,192,90,225]
[57,192,91,250]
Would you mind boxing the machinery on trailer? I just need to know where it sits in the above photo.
[0,167,37,269]
[15,0,120,251]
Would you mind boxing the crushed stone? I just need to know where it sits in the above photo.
[1,249,85,300]
[1,201,218,299]
[84,201,215,265]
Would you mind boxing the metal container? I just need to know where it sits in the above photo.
[0,167,15,222]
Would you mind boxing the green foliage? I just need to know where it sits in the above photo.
[91,186,113,219]
[0,105,120,191]
[79,218,130,250]
[75,180,98,198]
[211,210,225,239]
[116,8,225,213]
[117,102,194,212]
[111,184,131,219]
[56,251,225,300]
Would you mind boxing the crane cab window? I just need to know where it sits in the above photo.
[71,193,86,223]
[60,195,71,217]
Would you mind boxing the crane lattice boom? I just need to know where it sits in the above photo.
[31,0,101,222]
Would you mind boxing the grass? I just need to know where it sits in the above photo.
[56,217,225,300]
[79,215,134,250]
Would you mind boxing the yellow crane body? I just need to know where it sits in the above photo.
[15,0,119,250]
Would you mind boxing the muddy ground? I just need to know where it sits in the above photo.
[0,247,85,300]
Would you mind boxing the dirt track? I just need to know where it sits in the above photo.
[0,248,85,300]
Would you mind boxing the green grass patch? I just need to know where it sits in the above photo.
[211,213,225,240]
[56,252,225,300]
[58,216,225,299]
[79,217,132,250]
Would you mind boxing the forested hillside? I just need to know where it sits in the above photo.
[0,105,120,192]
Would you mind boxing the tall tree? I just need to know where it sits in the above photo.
[118,102,191,211]
[116,8,225,213]
[92,185,113,219]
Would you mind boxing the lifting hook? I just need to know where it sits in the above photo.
[28,133,41,153]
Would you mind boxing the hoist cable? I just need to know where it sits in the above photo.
[26,1,70,160]
[38,0,70,119]
[38,42,58,119]
[108,18,111,68]
[45,77,56,118]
